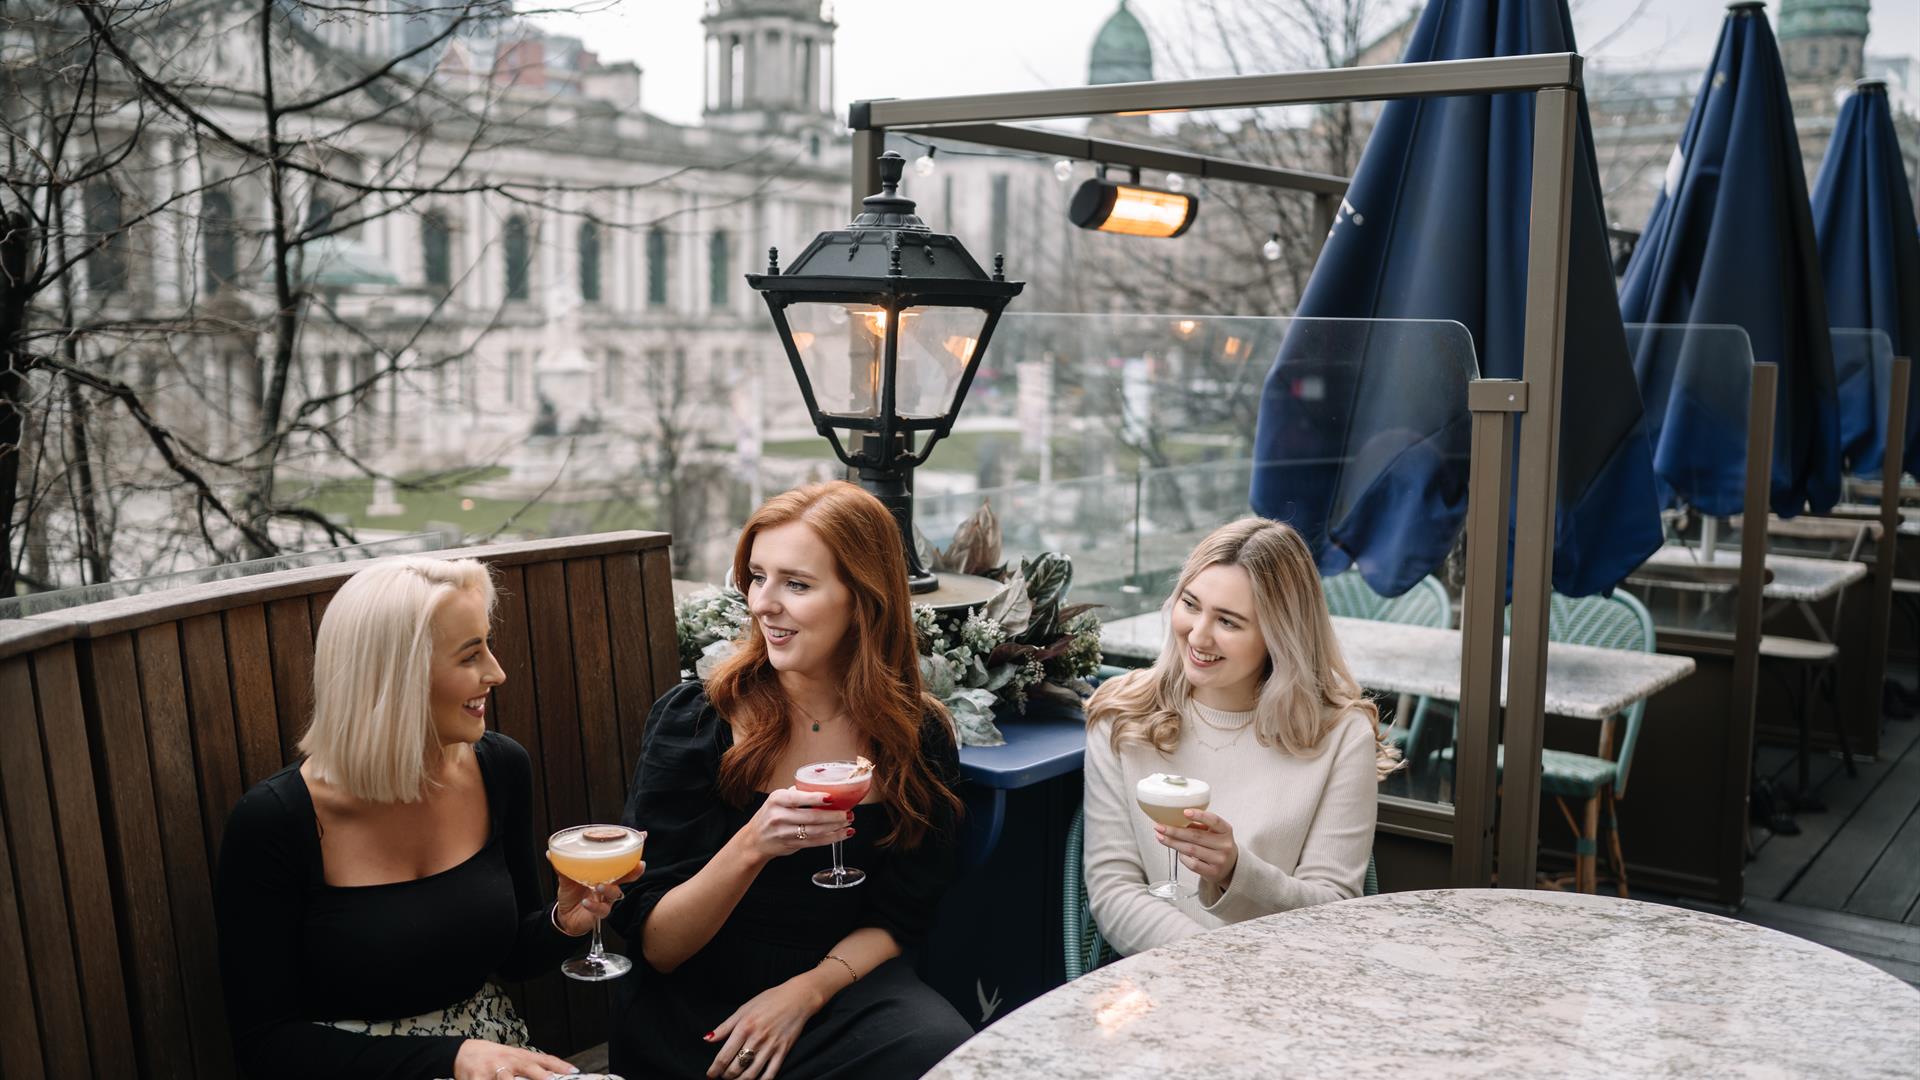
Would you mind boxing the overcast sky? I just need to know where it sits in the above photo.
[534,1,1920,127]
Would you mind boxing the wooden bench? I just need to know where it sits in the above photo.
[0,532,680,1078]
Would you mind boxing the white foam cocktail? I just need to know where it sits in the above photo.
[547,825,646,981]
[1135,773,1210,899]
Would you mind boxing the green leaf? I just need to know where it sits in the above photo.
[982,572,1032,637]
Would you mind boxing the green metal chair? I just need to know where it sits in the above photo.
[1321,569,1453,757]
[1431,589,1656,895]
[1062,806,1378,980]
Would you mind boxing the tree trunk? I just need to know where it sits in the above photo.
[248,0,294,557]
[0,207,34,596]
[0,366,24,597]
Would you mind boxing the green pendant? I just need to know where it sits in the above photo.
[812,722,821,732]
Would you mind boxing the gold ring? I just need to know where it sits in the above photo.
[737,1047,757,1065]
[797,826,808,841]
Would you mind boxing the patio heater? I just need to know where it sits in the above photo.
[1068,167,1198,238]
[747,150,1025,595]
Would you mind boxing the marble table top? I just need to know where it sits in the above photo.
[926,889,1920,1080]
[1103,613,1695,721]
[1632,545,1868,602]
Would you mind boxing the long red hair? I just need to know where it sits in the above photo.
[708,481,961,848]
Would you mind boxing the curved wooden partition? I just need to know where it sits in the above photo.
[0,532,680,1078]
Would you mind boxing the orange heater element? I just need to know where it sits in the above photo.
[1069,176,1198,238]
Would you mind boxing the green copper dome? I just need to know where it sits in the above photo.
[1776,0,1871,41]
[1089,1,1152,86]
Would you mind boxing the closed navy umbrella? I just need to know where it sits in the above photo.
[1812,79,1920,477]
[1250,0,1661,598]
[1618,1,1841,516]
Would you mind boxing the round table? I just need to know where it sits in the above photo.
[925,889,1920,1079]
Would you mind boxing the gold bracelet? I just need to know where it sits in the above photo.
[823,953,859,983]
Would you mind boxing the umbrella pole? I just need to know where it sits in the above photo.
[1702,515,1719,561]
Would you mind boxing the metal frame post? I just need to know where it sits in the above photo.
[1456,379,1525,886]
[1867,356,1911,734]
[1723,362,1778,894]
[851,127,884,224]
[1496,87,1580,887]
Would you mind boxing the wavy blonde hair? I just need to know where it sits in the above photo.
[299,556,497,803]
[1087,518,1398,780]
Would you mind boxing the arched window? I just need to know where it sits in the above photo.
[647,227,668,307]
[203,189,237,294]
[709,229,730,308]
[422,210,451,288]
[503,215,531,301]
[579,219,602,303]
[85,183,127,295]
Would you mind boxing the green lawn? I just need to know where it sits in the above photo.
[297,470,655,538]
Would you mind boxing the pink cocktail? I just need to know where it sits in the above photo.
[795,759,874,888]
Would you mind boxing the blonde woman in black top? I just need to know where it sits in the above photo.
[214,556,640,1079]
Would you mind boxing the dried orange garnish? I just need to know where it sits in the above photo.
[851,755,875,778]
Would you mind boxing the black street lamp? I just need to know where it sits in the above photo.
[748,151,1025,594]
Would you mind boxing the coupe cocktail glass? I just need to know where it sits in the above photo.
[1135,773,1210,900]
[547,824,646,981]
[794,758,874,889]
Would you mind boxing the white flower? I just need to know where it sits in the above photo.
[694,639,737,680]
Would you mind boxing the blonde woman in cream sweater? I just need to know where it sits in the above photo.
[1083,517,1398,956]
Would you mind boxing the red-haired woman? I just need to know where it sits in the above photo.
[606,482,972,1080]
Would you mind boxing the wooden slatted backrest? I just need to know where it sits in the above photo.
[0,532,681,1077]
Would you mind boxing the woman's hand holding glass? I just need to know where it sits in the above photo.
[1154,808,1239,892]
[553,861,645,937]
[741,787,854,863]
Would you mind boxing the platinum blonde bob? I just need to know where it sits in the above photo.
[298,555,497,803]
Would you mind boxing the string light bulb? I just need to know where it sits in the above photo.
[1262,232,1282,262]
[1166,173,1185,193]
[914,150,937,177]
[1054,159,1074,182]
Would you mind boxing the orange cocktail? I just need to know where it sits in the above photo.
[546,825,646,981]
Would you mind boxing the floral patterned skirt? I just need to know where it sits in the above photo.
[318,979,530,1043]
[318,982,622,1079]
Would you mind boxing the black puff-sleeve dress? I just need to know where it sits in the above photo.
[605,682,974,1079]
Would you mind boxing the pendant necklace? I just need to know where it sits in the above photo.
[794,699,841,733]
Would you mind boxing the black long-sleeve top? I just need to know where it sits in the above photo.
[604,681,962,1076]
[214,732,576,1079]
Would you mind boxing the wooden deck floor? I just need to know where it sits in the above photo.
[1737,703,1920,986]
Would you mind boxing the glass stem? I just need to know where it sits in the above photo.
[1168,848,1179,891]
[586,886,606,963]
[831,838,846,880]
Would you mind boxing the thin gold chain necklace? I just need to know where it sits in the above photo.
[1187,702,1254,752]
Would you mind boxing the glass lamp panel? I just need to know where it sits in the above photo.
[895,306,989,420]
[784,302,888,418]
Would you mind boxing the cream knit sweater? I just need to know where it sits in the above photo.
[1083,695,1378,956]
